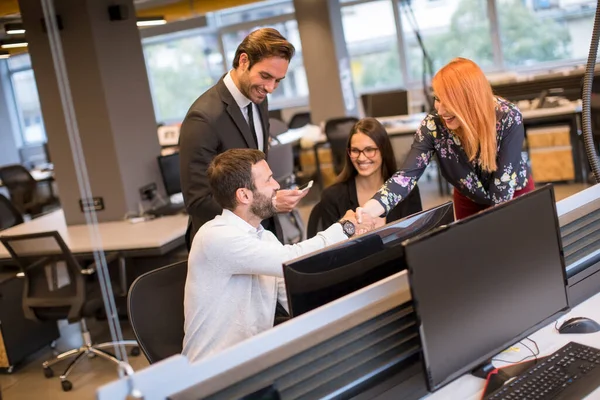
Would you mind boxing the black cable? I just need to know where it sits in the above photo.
[581,0,600,182]
[492,338,539,364]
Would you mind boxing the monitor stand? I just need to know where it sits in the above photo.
[471,356,547,398]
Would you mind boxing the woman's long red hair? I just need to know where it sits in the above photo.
[432,58,497,172]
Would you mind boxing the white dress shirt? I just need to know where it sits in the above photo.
[182,209,347,363]
[223,71,265,151]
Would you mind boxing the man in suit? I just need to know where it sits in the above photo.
[180,28,308,248]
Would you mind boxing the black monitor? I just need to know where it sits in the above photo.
[361,89,409,118]
[284,201,454,317]
[19,144,50,169]
[157,152,181,196]
[403,185,569,392]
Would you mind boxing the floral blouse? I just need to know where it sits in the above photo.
[373,97,530,213]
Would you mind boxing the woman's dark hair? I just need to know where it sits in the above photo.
[336,118,397,183]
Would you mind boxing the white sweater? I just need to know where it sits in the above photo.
[182,209,347,363]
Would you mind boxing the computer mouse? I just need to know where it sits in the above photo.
[558,317,600,334]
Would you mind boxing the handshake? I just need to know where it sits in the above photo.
[340,207,379,236]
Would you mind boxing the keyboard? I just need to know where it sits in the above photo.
[146,202,186,217]
[486,342,600,400]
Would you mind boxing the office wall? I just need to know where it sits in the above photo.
[19,0,165,224]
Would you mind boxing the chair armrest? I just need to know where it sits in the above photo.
[81,252,121,275]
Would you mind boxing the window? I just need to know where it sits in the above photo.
[216,0,295,26]
[143,31,224,123]
[497,0,596,68]
[342,0,404,93]
[399,0,495,82]
[7,54,46,144]
[221,19,308,108]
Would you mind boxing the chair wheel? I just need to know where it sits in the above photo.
[130,346,141,356]
[43,367,53,378]
[61,380,73,391]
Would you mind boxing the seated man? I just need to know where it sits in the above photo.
[182,148,371,363]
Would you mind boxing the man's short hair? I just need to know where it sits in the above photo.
[207,149,266,210]
[232,28,295,69]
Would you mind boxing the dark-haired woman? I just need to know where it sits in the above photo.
[319,118,422,229]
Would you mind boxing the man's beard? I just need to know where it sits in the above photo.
[250,190,277,220]
[240,75,265,104]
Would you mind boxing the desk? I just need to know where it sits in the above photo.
[0,272,59,372]
[378,103,586,183]
[427,290,600,399]
[0,210,188,295]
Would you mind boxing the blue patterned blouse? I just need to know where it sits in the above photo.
[373,97,530,213]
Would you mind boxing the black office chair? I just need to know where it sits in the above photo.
[268,142,296,189]
[0,231,139,392]
[0,194,24,230]
[269,117,289,137]
[288,112,312,129]
[307,201,325,239]
[127,260,187,364]
[0,164,57,217]
[324,117,360,175]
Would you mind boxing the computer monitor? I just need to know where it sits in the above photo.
[403,185,569,392]
[157,152,181,196]
[284,201,454,317]
[361,89,410,118]
[19,144,50,169]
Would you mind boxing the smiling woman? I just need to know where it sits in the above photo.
[317,118,423,232]
[357,58,536,223]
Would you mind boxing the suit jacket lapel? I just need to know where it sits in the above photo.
[216,78,257,149]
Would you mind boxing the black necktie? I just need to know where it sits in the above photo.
[246,103,259,149]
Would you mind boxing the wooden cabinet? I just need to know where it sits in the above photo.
[527,125,576,182]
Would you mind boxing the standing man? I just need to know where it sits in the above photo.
[180,28,306,247]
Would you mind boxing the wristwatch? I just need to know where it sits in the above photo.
[339,219,356,238]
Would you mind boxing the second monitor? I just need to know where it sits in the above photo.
[403,185,569,392]
[283,201,454,317]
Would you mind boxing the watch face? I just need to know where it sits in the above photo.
[343,221,355,236]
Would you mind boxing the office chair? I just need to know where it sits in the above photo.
[288,112,312,129]
[307,201,325,239]
[268,142,296,188]
[0,194,24,230]
[0,231,139,392]
[268,143,306,243]
[324,117,360,175]
[0,164,57,217]
[269,117,289,137]
[127,260,187,364]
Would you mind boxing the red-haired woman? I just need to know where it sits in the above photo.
[357,57,534,221]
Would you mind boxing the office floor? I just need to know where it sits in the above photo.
[0,179,589,400]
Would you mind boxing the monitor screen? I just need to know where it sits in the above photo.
[284,201,454,317]
[403,185,569,391]
[158,152,182,196]
[20,144,50,169]
[361,89,409,118]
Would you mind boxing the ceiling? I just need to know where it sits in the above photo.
[0,0,263,55]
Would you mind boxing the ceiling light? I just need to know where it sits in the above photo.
[136,17,166,27]
[5,23,25,35]
[0,40,28,49]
